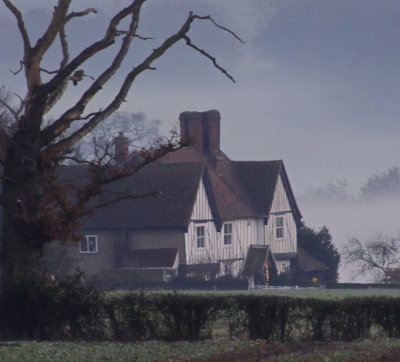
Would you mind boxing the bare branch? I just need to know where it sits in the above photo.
[43,0,147,95]
[344,233,400,282]
[44,10,238,153]
[135,34,155,41]
[58,26,69,69]
[65,8,97,23]
[93,191,159,210]
[9,61,24,75]
[41,3,142,145]
[0,98,19,124]
[44,25,70,114]
[206,16,245,44]
[40,68,60,75]
[2,0,31,52]
[183,35,235,83]
[31,0,71,62]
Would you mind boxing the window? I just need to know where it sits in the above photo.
[196,226,206,248]
[275,217,284,239]
[223,223,233,245]
[80,235,98,253]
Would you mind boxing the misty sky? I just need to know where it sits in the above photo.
[1,0,400,196]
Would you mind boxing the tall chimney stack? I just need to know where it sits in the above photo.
[179,110,220,158]
[114,132,129,164]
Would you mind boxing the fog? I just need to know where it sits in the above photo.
[1,1,400,277]
[300,199,400,282]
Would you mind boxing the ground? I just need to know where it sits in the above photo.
[1,339,400,361]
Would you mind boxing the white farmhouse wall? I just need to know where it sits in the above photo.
[186,174,298,276]
[185,178,265,275]
[185,178,218,264]
[265,175,297,255]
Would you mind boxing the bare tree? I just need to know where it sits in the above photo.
[343,233,400,282]
[0,0,242,285]
[76,111,161,160]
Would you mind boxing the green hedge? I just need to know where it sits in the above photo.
[103,294,400,342]
[1,279,400,342]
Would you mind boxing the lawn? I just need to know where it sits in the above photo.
[109,288,400,300]
[1,338,400,361]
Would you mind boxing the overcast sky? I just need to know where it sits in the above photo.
[2,0,400,195]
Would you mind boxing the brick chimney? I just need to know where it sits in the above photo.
[114,132,129,164]
[179,110,220,158]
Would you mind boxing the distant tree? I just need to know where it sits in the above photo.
[298,222,340,284]
[298,179,352,203]
[76,111,161,159]
[343,233,400,283]
[360,166,400,199]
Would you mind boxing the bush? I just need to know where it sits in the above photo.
[2,285,400,342]
[105,292,221,341]
[0,273,104,340]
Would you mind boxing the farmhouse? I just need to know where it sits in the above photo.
[43,110,328,286]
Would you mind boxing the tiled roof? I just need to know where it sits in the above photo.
[83,162,204,230]
[81,144,301,230]
[296,248,330,272]
[123,248,178,268]
[159,146,302,224]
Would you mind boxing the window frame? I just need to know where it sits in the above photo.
[80,235,98,253]
[275,216,285,239]
[223,223,233,246]
[196,225,206,248]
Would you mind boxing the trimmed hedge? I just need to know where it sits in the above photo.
[1,279,400,342]
[103,294,400,342]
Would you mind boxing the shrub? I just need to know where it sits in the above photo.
[0,273,104,340]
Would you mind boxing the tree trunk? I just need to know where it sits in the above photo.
[1,118,46,285]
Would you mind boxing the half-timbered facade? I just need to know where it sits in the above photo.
[45,110,322,284]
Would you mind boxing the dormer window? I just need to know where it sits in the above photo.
[275,217,284,239]
[223,223,233,245]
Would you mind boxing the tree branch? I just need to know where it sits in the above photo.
[31,0,71,63]
[92,190,159,210]
[9,61,24,75]
[42,0,146,96]
[44,11,239,154]
[0,98,19,124]
[2,0,31,53]
[183,35,235,83]
[65,8,97,23]
[206,16,245,44]
[41,2,143,146]
[44,24,70,114]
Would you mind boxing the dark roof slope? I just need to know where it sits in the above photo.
[232,161,282,217]
[83,162,204,230]
[159,146,302,223]
[297,248,330,272]
[123,248,178,268]
[233,161,302,223]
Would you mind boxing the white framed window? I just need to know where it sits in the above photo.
[196,226,206,248]
[275,217,284,239]
[223,223,233,246]
[80,235,98,253]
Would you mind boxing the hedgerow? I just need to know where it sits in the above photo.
[1,278,400,342]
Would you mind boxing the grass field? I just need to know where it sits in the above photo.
[1,338,400,361]
[108,288,400,300]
